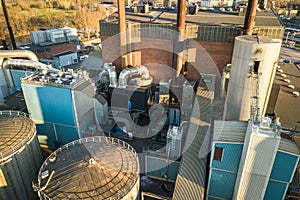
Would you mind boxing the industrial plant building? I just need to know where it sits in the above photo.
[21,69,96,148]
[0,0,300,199]
[30,28,83,67]
[100,9,283,81]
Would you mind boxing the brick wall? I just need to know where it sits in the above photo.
[36,43,79,59]
[101,36,234,82]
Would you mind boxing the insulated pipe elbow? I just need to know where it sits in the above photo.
[118,67,139,88]
[103,63,118,87]
[0,50,38,62]
[7,59,48,70]
[137,65,150,78]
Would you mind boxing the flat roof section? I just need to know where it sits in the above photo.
[105,10,281,27]
[268,63,300,128]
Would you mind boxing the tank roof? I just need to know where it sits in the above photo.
[0,111,36,161]
[38,136,139,200]
[236,35,282,44]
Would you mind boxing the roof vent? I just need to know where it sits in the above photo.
[292,91,299,97]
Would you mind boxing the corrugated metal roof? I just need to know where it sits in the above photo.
[213,120,300,155]
[279,138,300,155]
[213,121,247,143]
[173,85,214,200]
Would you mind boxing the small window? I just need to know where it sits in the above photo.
[253,61,260,74]
[213,147,223,161]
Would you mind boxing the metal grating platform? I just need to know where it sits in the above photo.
[0,110,36,161]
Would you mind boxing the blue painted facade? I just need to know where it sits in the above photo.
[208,143,243,199]
[208,142,299,200]
[264,180,287,200]
[10,70,32,91]
[270,151,298,182]
[263,151,299,200]
[22,83,79,147]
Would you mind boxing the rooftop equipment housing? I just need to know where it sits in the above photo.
[21,69,96,148]
[0,110,43,200]
[35,136,139,200]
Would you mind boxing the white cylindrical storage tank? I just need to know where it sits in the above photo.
[36,136,139,200]
[223,35,282,121]
[0,110,43,200]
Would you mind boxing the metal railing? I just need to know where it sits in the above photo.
[0,110,36,162]
[37,136,140,200]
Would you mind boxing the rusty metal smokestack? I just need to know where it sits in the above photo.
[175,0,186,77]
[118,0,127,68]
[169,0,186,105]
[243,0,258,35]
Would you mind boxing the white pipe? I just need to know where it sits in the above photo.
[118,65,152,88]
[137,65,150,78]
[0,50,38,61]
[0,50,40,90]
[7,59,49,70]
[103,63,117,87]
[118,67,139,88]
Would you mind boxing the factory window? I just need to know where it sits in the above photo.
[253,61,260,74]
[213,147,223,161]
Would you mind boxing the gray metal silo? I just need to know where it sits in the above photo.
[0,110,43,200]
[35,136,140,200]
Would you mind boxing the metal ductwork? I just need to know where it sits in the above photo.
[0,50,40,91]
[103,63,118,87]
[119,67,139,88]
[0,50,39,61]
[6,59,48,70]
[118,65,153,88]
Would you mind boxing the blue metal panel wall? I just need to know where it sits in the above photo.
[11,70,32,91]
[22,83,76,126]
[264,180,287,200]
[208,169,237,199]
[55,124,79,145]
[208,197,223,200]
[146,156,180,181]
[270,151,298,182]
[211,143,243,172]
[36,122,56,147]
[168,161,180,181]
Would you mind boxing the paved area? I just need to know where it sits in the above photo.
[280,46,300,61]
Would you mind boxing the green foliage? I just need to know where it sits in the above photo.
[0,0,108,44]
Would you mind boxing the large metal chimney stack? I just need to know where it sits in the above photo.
[175,0,186,77]
[169,0,186,106]
[243,0,258,35]
[118,0,128,68]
